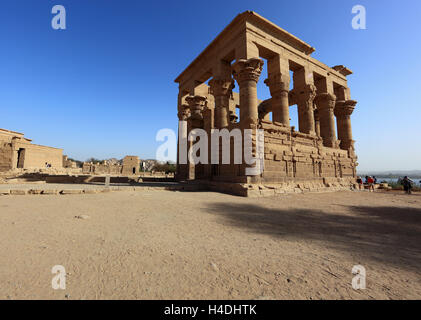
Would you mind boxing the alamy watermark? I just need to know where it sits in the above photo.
[51,5,66,30]
[51,265,66,290]
[352,265,366,290]
[352,5,366,30]
[156,121,264,176]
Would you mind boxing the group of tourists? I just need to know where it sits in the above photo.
[356,175,416,194]
[356,176,377,192]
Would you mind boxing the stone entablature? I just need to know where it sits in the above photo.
[174,11,358,195]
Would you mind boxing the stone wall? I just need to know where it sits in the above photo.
[63,155,78,168]
[82,162,122,175]
[259,121,356,183]
[0,128,63,172]
[15,143,63,169]
[0,142,13,172]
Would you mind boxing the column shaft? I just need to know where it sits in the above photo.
[232,58,264,126]
[314,109,321,136]
[316,93,338,148]
[296,84,317,134]
[209,78,234,128]
[264,75,290,126]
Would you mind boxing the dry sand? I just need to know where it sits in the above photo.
[0,189,420,300]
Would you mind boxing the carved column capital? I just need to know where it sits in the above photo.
[232,58,264,84]
[177,104,190,121]
[334,100,357,117]
[209,78,235,97]
[301,84,317,104]
[264,74,290,97]
[291,84,317,104]
[185,95,207,120]
[315,93,336,110]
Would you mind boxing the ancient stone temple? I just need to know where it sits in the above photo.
[175,11,358,197]
[0,128,63,172]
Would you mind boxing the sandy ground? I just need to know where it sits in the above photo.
[0,182,178,191]
[0,189,420,300]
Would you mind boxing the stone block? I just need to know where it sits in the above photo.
[60,189,84,195]
[42,190,59,195]
[0,189,10,195]
[260,189,275,197]
[28,189,43,195]
[10,189,27,195]
[246,189,261,198]
[84,189,100,194]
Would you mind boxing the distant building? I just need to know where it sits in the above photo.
[81,156,141,175]
[0,128,63,172]
[62,155,78,168]
[122,156,140,175]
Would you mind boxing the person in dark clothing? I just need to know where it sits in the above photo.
[402,176,413,194]
[356,176,363,190]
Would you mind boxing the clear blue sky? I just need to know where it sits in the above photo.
[1,0,420,171]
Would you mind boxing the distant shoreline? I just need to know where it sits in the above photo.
[357,174,421,179]
[357,173,421,180]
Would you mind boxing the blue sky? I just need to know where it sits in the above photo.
[0,0,420,171]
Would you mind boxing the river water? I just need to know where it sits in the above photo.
[370,177,421,186]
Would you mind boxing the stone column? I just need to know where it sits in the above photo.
[176,104,190,181]
[232,58,264,126]
[264,74,290,126]
[185,95,207,122]
[296,84,317,134]
[184,95,207,180]
[315,93,338,148]
[209,77,234,128]
[314,109,321,136]
[334,99,357,150]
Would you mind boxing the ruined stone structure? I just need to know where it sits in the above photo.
[121,156,140,175]
[82,161,122,175]
[82,156,140,175]
[0,128,63,172]
[175,11,358,196]
[63,155,78,169]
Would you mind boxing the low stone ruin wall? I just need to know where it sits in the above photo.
[204,177,357,197]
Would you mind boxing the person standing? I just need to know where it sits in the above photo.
[356,176,363,190]
[367,176,375,192]
[402,176,414,195]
